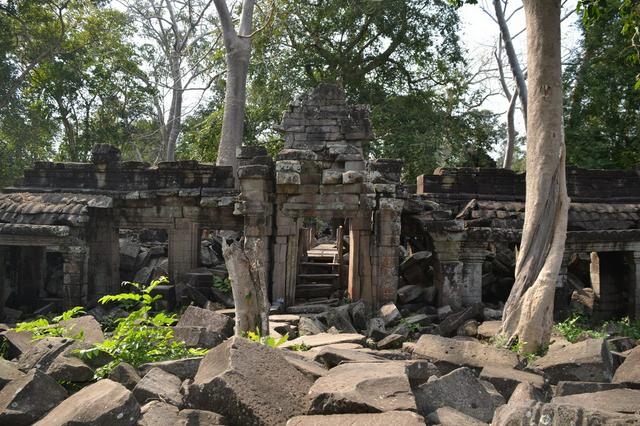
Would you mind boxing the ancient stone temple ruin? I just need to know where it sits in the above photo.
[1,84,640,321]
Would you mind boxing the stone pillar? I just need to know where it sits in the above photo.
[348,213,371,304]
[590,252,600,296]
[630,252,640,320]
[460,243,487,306]
[374,198,404,306]
[62,247,88,309]
[168,219,199,284]
[88,215,120,300]
[432,238,463,310]
[17,246,46,308]
[556,252,571,289]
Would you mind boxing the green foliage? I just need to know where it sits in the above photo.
[244,329,289,348]
[604,316,640,340]
[554,313,607,343]
[399,318,421,334]
[491,335,548,365]
[212,276,232,294]
[77,277,207,378]
[14,306,86,340]
[289,343,312,352]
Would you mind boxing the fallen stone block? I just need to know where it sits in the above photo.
[298,316,327,336]
[137,401,180,426]
[281,332,366,349]
[508,382,545,403]
[397,285,425,304]
[287,411,426,426]
[34,379,140,426]
[531,338,613,384]
[479,365,545,400]
[0,358,25,390]
[313,346,384,368]
[551,388,640,414]
[307,362,417,414]
[555,381,624,396]
[493,400,640,425]
[437,303,483,337]
[172,325,224,349]
[138,357,202,381]
[379,302,402,326]
[59,315,105,344]
[476,320,502,339]
[425,407,489,426]
[284,354,328,380]
[0,369,67,425]
[613,345,640,387]
[377,333,405,350]
[326,305,357,333]
[188,337,312,425]
[414,367,498,422]
[412,334,519,371]
[133,367,183,407]
[176,306,234,338]
[108,362,141,390]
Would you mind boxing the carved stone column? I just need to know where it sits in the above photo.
[460,242,488,306]
[432,238,463,310]
[62,246,88,309]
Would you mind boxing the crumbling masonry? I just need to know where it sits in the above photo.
[1,84,640,320]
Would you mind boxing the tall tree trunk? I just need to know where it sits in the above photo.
[503,86,518,169]
[500,0,570,353]
[216,39,251,173]
[494,0,528,125]
[166,53,183,161]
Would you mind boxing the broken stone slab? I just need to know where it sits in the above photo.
[307,362,417,414]
[0,358,25,390]
[281,332,366,349]
[17,336,94,383]
[437,303,483,337]
[109,362,141,390]
[178,408,227,425]
[555,381,624,396]
[379,302,402,326]
[551,388,640,414]
[138,357,202,381]
[377,333,405,350]
[493,400,639,425]
[269,314,300,324]
[0,329,33,359]
[298,316,327,336]
[412,334,519,371]
[425,407,489,426]
[137,401,180,426]
[508,382,545,403]
[479,365,546,400]
[313,347,384,368]
[287,411,426,426]
[613,345,640,387]
[477,320,502,339]
[284,353,328,381]
[176,306,234,338]
[480,378,507,409]
[530,338,613,384]
[172,325,224,349]
[325,305,357,333]
[397,285,425,304]
[34,379,141,426]
[348,300,369,331]
[414,367,499,423]
[133,367,183,407]
[0,369,67,425]
[59,315,105,344]
[188,337,312,425]
[457,320,479,337]
[365,317,388,340]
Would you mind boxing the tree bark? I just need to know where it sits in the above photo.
[494,0,528,125]
[502,85,518,169]
[500,0,570,353]
[214,0,255,178]
[222,236,270,336]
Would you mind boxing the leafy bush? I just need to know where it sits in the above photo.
[554,313,606,343]
[212,276,232,293]
[244,329,289,348]
[15,306,86,340]
[77,277,207,378]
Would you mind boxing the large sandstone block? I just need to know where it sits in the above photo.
[281,332,366,349]
[59,315,105,344]
[138,357,202,381]
[0,358,25,390]
[0,369,67,425]
[188,337,312,425]
[425,407,489,426]
[414,367,499,422]
[479,365,545,400]
[287,411,426,426]
[137,401,227,426]
[412,334,519,371]
[613,345,640,386]
[307,362,417,415]
[312,347,384,368]
[531,338,613,384]
[133,367,183,407]
[34,379,140,426]
[176,306,234,339]
[551,389,640,414]
[493,400,639,425]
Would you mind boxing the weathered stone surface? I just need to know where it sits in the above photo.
[188,337,312,425]
[176,306,234,338]
[108,362,141,390]
[281,333,366,349]
[59,315,105,344]
[404,359,441,387]
[613,345,640,386]
[551,389,640,414]
[173,325,224,349]
[414,367,498,422]
[0,358,25,390]
[287,411,426,426]
[481,378,507,409]
[555,381,624,396]
[0,330,33,359]
[413,334,519,371]
[437,303,483,337]
[307,362,416,414]
[0,369,67,425]
[377,333,405,350]
[139,357,202,381]
[133,367,183,407]
[458,319,479,337]
[17,336,95,382]
[493,400,640,425]
[397,285,424,304]
[348,300,369,331]
[313,347,383,368]
[508,382,545,403]
[284,354,328,380]
[479,365,545,400]
[34,379,140,426]
[137,401,180,426]
[298,316,326,336]
[178,408,227,425]
[326,305,357,333]
[476,320,501,339]
[425,407,489,426]
[365,317,387,340]
[531,338,613,384]
[379,302,402,325]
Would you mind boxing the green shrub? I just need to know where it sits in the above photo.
[77,277,207,378]
[244,328,289,348]
[14,306,86,340]
[212,276,232,293]
[554,313,606,343]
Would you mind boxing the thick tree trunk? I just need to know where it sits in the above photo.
[494,0,528,125]
[222,236,269,336]
[165,53,183,161]
[500,0,570,353]
[216,39,251,174]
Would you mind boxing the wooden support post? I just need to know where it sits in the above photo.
[336,225,344,289]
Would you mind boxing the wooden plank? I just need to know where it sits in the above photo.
[337,225,344,288]
[348,227,360,300]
